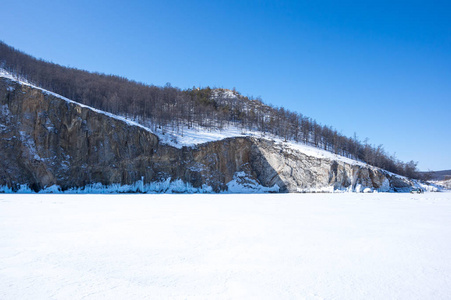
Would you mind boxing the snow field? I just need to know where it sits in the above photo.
[1,192,451,299]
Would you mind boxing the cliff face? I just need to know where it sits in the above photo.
[0,77,413,192]
[249,139,412,192]
[0,78,161,191]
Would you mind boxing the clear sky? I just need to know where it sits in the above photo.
[1,0,450,171]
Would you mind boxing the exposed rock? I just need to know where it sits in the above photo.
[441,179,451,189]
[0,77,415,192]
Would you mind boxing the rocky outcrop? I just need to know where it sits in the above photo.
[0,77,415,192]
[437,179,451,189]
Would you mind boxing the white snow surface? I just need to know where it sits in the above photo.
[1,192,451,299]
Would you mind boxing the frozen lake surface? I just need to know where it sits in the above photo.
[1,192,451,299]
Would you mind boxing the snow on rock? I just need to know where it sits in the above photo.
[211,88,239,99]
[0,174,279,194]
[0,69,155,134]
[0,172,281,194]
[414,180,442,192]
[440,179,451,189]
[149,122,371,170]
[226,171,279,193]
[151,125,250,148]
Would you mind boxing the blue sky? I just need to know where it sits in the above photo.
[1,0,450,170]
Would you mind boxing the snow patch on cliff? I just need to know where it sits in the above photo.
[226,171,279,193]
[150,122,370,168]
[18,131,42,161]
[0,69,155,135]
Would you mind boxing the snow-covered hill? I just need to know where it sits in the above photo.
[435,178,451,189]
[0,70,426,193]
[1,68,363,167]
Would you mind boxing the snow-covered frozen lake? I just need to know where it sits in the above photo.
[1,192,451,299]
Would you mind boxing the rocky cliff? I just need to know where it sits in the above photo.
[0,76,414,192]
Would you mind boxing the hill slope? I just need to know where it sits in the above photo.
[428,170,451,181]
[0,72,419,193]
[0,41,422,179]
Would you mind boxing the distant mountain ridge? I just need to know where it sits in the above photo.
[425,170,451,181]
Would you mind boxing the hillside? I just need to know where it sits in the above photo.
[439,179,451,189]
[427,170,451,189]
[0,41,422,179]
[427,170,451,181]
[0,71,423,193]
